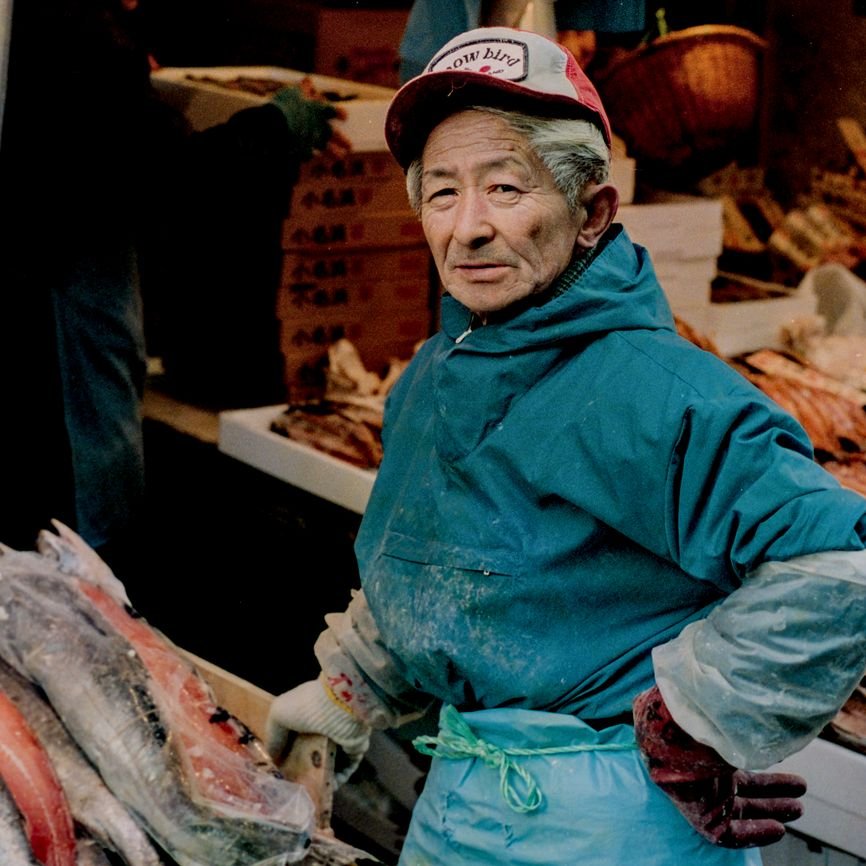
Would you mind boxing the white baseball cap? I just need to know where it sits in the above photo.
[385,27,613,168]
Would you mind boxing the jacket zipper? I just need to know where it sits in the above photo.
[455,313,482,344]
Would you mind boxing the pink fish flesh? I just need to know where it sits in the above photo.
[0,658,163,866]
[0,524,368,866]
[0,689,76,866]
[0,777,43,865]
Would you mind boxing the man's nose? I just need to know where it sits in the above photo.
[452,191,495,247]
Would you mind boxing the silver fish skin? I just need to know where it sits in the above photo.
[0,658,163,866]
[0,778,41,866]
[76,837,114,866]
[0,530,368,866]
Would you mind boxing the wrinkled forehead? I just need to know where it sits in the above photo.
[421,110,540,170]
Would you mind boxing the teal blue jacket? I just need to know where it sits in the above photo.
[354,226,866,724]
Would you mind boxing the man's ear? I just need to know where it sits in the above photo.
[576,183,619,250]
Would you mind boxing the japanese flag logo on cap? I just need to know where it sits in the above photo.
[385,27,612,168]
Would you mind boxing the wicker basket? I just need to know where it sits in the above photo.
[596,25,768,174]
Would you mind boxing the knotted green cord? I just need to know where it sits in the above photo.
[413,705,637,814]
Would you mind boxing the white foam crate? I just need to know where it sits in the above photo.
[218,405,375,514]
[152,65,395,152]
[618,195,724,261]
[773,737,866,860]
[708,287,817,357]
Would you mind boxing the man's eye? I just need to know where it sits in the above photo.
[423,187,457,208]
[427,187,456,200]
[490,184,522,201]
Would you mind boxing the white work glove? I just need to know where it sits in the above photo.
[266,677,371,787]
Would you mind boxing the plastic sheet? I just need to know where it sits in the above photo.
[654,550,866,769]
[0,526,366,865]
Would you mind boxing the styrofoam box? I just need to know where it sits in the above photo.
[610,156,636,205]
[708,287,817,357]
[669,303,714,336]
[617,196,724,261]
[151,66,395,152]
[654,257,718,311]
[772,737,866,860]
[218,405,375,514]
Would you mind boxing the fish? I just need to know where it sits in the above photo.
[0,658,163,866]
[0,523,370,866]
[0,687,76,866]
[75,838,114,866]
[0,778,42,865]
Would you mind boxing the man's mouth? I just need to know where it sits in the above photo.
[454,262,510,275]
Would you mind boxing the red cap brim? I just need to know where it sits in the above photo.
[385,69,612,168]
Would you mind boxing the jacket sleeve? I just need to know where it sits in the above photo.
[314,589,434,730]
[652,548,866,769]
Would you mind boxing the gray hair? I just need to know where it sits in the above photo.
[404,106,610,215]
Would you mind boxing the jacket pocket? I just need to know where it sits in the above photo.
[379,529,521,577]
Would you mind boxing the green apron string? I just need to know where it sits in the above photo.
[413,705,638,814]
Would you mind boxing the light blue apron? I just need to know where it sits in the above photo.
[398,705,762,866]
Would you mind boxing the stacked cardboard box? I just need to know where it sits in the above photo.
[617,195,724,337]
[279,151,434,400]
[218,1,408,87]
[313,7,409,88]
[150,66,434,403]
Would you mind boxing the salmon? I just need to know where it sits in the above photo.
[0,778,42,865]
[0,524,368,866]
[0,689,76,866]
[0,658,162,866]
[75,838,113,866]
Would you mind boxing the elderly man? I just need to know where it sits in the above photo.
[267,27,866,865]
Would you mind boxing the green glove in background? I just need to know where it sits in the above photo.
[270,86,340,160]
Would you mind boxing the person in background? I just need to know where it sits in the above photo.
[397,0,646,81]
[0,0,347,573]
[265,26,866,866]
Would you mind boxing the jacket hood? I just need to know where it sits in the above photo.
[439,224,676,350]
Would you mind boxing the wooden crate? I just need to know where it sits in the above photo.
[186,652,339,833]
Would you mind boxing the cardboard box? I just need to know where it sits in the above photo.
[281,246,431,292]
[314,7,409,89]
[296,151,404,186]
[223,1,407,88]
[277,272,432,322]
[282,208,424,251]
[151,66,395,152]
[277,275,431,320]
[278,146,431,398]
[280,314,430,400]
[289,152,411,228]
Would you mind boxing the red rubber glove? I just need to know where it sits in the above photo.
[633,685,807,848]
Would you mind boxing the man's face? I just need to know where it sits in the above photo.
[419,110,585,316]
